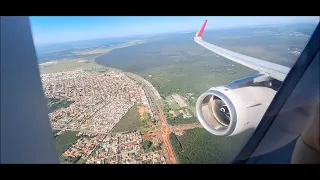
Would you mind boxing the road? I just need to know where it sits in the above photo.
[125,72,177,164]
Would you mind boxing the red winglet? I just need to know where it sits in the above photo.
[196,20,208,37]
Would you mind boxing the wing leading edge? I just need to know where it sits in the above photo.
[194,20,290,82]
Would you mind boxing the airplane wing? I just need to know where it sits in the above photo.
[194,20,291,82]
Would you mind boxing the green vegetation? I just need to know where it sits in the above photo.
[111,104,142,133]
[96,25,311,97]
[170,128,254,164]
[38,40,147,74]
[186,97,196,109]
[39,59,108,74]
[141,140,152,150]
[59,155,73,164]
[52,129,59,133]
[164,102,197,125]
[141,140,162,152]
[52,129,59,134]
[59,155,82,164]
[47,98,74,112]
[171,103,181,110]
[169,133,183,152]
[167,115,198,125]
[37,24,315,164]
[142,63,254,97]
[141,112,150,126]
[163,104,171,114]
[52,129,60,138]
[185,108,194,117]
[76,158,87,164]
[188,106,196,117]
[142,112,149,120]
[54,130,80,156]
[140,128,149,135]
[150,145,162,152]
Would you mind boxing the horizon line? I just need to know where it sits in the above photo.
[34,21,318,47]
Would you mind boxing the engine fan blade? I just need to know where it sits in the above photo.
[211,97,231,126]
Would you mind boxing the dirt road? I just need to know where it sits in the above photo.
[158,111,177,164]
[126,72,177,164]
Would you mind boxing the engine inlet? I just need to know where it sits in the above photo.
[196,88,237,136]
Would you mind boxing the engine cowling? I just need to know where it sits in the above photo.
[196,85,277,136]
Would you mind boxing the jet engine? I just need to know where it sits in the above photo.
[196,74,278,136]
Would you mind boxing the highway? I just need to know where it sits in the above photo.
[125,72,177,164]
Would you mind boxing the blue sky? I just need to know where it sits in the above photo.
[30,16,319,45]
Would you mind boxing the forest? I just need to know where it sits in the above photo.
[96,23,311,97]
[170,128,254,164]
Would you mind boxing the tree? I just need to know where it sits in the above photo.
[141,140,153,151]
[72,156,81,164]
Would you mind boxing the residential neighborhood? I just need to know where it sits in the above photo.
[42,69,167,164]
[41,70,154,133]
[62,131,166,164]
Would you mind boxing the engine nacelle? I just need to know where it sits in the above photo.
[196,85,277,136]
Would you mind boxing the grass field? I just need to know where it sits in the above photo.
[171,103,181,110]
[111,104,142,133]
[47,98,74,113]
[54,130,80,156]
[170,128,254,164]
[76,158,87,164]
[39,59,108,74]
[167,116,198,126]
[59,155,84,164]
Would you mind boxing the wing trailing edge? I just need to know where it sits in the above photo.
[194,20,290,82]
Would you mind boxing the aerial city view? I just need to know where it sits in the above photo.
[31,16,318,164]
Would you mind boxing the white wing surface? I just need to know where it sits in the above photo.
[194,20,290,81]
